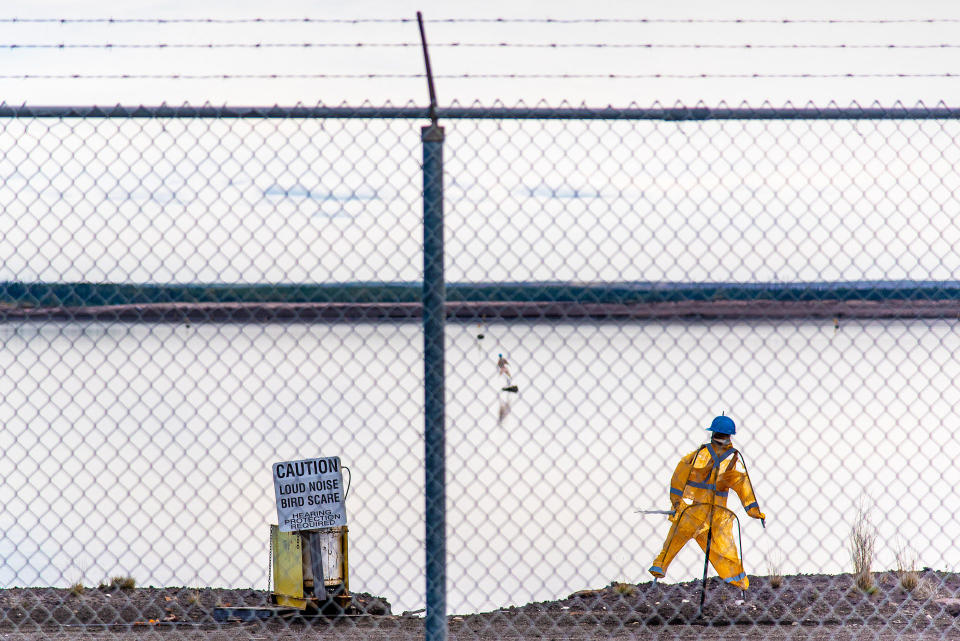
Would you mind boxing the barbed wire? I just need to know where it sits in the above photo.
[2,17,960,25]
[0,42,421,49]
[4,18,957,86]
[3,72,958,80]
[432,18,960,24]
[5,42,960,49]
[0,17,411,24]
[447,72,959,79]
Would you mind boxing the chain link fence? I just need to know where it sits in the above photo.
[1,105,960,639]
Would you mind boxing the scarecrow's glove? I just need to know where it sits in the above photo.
[747,505,765,521]
[668,503,682,522]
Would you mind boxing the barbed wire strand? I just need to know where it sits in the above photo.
[430,18,960,24]
[0,18,410,24]
[2,72,958,80]
[2,17,960,25]
[5,42,960,49]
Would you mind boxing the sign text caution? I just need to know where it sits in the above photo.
[273,456,346,532]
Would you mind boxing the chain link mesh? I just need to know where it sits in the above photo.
[0,107,959,639]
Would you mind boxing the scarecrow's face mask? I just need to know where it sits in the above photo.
[711,433,732,447]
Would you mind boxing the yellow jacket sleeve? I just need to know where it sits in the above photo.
[718,462,765,520]
[668,450,696,512]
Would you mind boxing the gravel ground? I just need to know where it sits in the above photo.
[0,620,955,641]
[2,571,960,640]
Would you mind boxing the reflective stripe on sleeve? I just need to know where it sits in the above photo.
[745,502,759,511]
[670,487,684,496]
[724,572,746,584]
[687,480,716,491]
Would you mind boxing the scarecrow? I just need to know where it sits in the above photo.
[649,415,765,592]
[497,353,518,393]
[496,353,511,380]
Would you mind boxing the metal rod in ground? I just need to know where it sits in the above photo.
[308,531,327,601]
[422,120,446,641]
[698,522,714,618]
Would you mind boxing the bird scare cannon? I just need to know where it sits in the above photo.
[271,456,352,613]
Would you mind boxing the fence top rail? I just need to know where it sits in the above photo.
[3,104,960,120]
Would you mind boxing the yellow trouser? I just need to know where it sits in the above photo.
[649,502,748,590]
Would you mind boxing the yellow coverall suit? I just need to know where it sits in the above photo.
[649,443,764,589]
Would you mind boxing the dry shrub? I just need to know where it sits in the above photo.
[766,551,785,589]
[895,542,919,592]
[855,571,878,594]
[108,576,136,591]
[900,571,920,592]
[612,582,636,597]
[67,560,88,597]
[850,502,876,592]
[914,576,938,600]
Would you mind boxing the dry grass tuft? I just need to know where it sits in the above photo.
[67,560,88,598]
[900,570,920,592]
[850,502,877,593]
[895,542,920,592]
[913,576,938,600]
[612,582,636,597]
[107,576,136,591]
[855,572,878,594]
[767,551,785,589]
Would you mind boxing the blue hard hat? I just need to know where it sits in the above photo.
[707,415,736,435]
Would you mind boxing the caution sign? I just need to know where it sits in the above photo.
[273,456,347,532]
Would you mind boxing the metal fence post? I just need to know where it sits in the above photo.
[422,121,446,641]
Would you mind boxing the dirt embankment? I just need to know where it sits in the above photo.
[0,585,388,627]
[2,571,960,637]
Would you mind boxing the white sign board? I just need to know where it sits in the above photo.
[273,456,347,532]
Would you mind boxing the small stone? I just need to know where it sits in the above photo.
[734,599,745,606]
[935,599,960,617]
